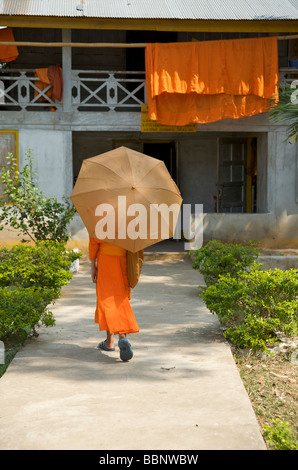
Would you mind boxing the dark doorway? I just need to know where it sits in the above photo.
[126,30,177,72]
[143,142,177,184]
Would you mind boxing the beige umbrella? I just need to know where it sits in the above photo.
[70,146,182,253]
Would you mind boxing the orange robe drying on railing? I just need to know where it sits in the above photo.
[89,237,139,336]
[34,64,63,107]
[145,36,279,126]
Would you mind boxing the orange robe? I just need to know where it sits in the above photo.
[0,27,19,63]
[89,237,139,335]
[34,64,63,110]
[145,36,279,126]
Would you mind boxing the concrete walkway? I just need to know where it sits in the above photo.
[0,255,266,450]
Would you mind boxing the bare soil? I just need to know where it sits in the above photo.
[232,347,297,449]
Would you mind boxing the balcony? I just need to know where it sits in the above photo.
[0,68,295,113]
[279,67,298,85]
[0,69,146,111]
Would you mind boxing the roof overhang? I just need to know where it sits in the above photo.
[1,16,298,32]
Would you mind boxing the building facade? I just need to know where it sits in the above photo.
[0,2,298,250]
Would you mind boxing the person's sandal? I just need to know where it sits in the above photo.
[97,340,115,351]
[118,338,133,361]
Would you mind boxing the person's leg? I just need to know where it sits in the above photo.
[104,331,114,349]
[106,332,127,347]
[98,331,133,360]
[97,331,115,351]
[99,332,126,350]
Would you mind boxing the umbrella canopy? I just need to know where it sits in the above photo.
[70,146,182,252]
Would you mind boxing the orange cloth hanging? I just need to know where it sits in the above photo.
[34,68,52,102]
[0,27,19,63]
[145,36,279,126]
[89,237,139,336]
[34,64,63,107]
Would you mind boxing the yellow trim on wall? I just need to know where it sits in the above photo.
[0,130,19,205]
[0,130,18,169]
[1,16,298,32]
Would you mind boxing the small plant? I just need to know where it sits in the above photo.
[192,240,260,286]
[263,419,298,450]
[0,151,76,243]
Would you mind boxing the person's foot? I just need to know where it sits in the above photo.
[118,338,133,361]
[97,340,115,351]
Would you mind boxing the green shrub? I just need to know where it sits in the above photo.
[192,240,260,286]
[224,313,294,350]
[0,286,55,338]
[0,241,81,359]
[0,240,78,296]
[263,419,298,450]
[201,266,298,350]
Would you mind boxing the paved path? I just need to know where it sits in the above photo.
[0,256,266,450]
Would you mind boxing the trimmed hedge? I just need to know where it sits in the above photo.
[192,241,298,351]
[201,265,298,350]
[0,286,55,338]
[192,239,260,286]
[0,241,80,339]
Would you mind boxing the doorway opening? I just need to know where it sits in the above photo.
[112,140,178,184]
[143,142,177,184]
[217,137,258,213]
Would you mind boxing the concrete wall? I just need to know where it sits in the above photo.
[256,132,268,213]
[179,138,217,212]
[0,123,297,249]
[72,131,219,212]
[267,131,298,216]
[0,27,296,248]
[72,120,289,242]
[69,129,298,248]
[193,130,298,247]
[18,129,73,200]
[0,129,73,244]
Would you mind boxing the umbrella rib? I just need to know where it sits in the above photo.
[138,185,182,197]
[133,188,181,240]
[71,186,130,198]
[137,189,182,212]
[79,157,180,195]
[84,159,134,187]
[133,161,181,195]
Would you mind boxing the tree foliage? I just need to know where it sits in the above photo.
[0,151,76,243]
[268,83,298,142]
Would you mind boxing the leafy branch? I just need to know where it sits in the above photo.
[268,83,298,142]
[0,150,76,243]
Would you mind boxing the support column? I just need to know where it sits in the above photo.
[296,145,298,203]
[266,131,277,214]
[62,28,72,113]
[61,29,73,199]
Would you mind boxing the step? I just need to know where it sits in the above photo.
[144,251,189,261]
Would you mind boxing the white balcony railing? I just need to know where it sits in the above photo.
[0,68,146,111]
[279,67,298,85]
[72,70,146,111]
[0,68,294,111]
[0,69,63,110]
